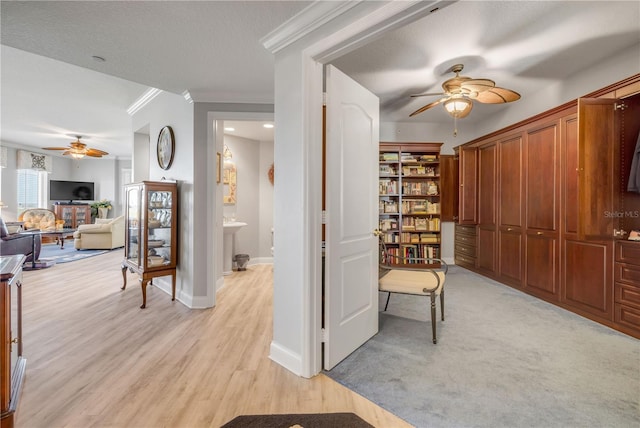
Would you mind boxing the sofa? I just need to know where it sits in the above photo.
[73,215,125,250]
[0,217,41,263]
[18,208,57,231]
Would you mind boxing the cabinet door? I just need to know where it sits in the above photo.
[477,143,497,274]
[578,98,620,240]
[458,146,477,224]
[498,135,524,285]
[525,122,560,299]
[75,206,91,226]
[440,154,458,222]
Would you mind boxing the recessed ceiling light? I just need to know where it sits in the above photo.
[263,123,274,129]
[225,127,235,132]
[92,55,106,62]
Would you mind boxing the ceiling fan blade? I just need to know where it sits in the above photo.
[42,147,68,151]
[409,97,446,117]
[86,148,108,156]
[460,78,495,93]
[410,92,445,98]
[85,152,104,158]
[61,150,72,156]
[474,87,521,104]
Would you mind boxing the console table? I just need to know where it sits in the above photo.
[1,255,26,428]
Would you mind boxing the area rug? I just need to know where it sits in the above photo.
[221,412,373,428]
[38,243,112,263]
[325,266,640,428]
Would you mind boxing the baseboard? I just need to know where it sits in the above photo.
[269,341,302,376]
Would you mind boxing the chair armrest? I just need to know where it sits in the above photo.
[95,218,112,225]
[77,224,111,233]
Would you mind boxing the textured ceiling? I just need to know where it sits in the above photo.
[1,1,639,158]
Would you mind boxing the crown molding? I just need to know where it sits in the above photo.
[261,0,361,54]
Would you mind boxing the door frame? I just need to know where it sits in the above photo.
[277,1,454,377]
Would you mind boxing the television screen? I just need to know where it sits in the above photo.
[49,180,95,202]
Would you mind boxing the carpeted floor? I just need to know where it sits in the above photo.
[38,242,115,263]
[325,266,640,428]
[221,412,373,428]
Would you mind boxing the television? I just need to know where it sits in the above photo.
[49,180,95,202]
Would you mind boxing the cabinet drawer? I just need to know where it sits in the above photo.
[455,253,476,267]
[455,224,477,236]
[455,243,476,257]
[455,233,477,247]
[615,262,640,286]
[616,241,640,264]
[615,282,640,308]
[615,303,640,331]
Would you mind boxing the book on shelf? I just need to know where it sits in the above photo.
[380,153,399,161]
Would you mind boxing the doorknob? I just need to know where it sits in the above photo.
[373,229,382,237]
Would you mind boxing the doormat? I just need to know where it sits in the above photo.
[220,412,373,428]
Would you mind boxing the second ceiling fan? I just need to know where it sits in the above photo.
[43,136,108,159]
[409,64,521,124]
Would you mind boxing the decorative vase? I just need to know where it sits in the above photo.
[98,207,109,219]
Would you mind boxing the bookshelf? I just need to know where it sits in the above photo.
[379,142,443,267]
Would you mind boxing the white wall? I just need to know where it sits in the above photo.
[133,131,150,182]
[132,91,196,306]
[259,140,275,260]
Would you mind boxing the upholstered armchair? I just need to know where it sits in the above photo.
[0,218,41,263]
[73,215,125,250]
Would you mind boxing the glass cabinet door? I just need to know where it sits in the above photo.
[147,189,173,267]
[126,186,141,267]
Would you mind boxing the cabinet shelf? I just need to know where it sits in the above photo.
[379,143,443,266]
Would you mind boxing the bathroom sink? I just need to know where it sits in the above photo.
[223,221,247,234]
[223,221,247,275]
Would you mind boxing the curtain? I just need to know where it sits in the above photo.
[17,149,53,173]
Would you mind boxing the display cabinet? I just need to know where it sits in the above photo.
[54,204,91,229]
[1,255,26,428]
[121,181,178,309]
[379,142,443,268]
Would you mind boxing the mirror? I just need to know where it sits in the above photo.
[223,161,236,205]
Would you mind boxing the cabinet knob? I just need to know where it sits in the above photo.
[536,232,543,235]
[507,227,513,232]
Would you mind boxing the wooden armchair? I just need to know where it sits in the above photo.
[378,238,448,344]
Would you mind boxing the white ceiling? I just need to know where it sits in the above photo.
[1,1,639,159]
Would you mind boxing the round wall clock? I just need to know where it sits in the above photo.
[157,126,175,170]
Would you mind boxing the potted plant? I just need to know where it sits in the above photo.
[91,199,112,219]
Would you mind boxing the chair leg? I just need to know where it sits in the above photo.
[440,287,445,321]
[384,292,391,311]
[430,293,437,344]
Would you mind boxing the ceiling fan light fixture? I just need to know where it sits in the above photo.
[443,96,472,118]
[70,151,86,159]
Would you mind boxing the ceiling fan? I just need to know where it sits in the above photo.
[43,136,108,159]
[409,64,521,134]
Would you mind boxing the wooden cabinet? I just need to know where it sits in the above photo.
[451,74,640,339]
[379,143,443,267]
[1,255,26,428]
[54,204,91,228]
[121,181,178,309]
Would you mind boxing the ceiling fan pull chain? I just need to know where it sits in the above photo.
[453,116,459,137]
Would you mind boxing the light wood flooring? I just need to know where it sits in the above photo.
[15,249,410,427]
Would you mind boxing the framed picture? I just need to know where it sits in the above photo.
[216,152,221,183]
[157,126,175,170]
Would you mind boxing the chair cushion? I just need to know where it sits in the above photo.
[379,269,445,295]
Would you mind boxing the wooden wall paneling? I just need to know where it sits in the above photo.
[477,142,497,274]
[562,114,579,235]
[498,134,524,286]
[458,146,478,224]
[525,121,560,299]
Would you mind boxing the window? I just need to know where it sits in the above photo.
[17,169,48,211]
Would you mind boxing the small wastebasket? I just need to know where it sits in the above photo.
[234,254,250,271]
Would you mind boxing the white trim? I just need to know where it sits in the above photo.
[126,88,162,115]
[260,1,361,54]
[269,341,302,375]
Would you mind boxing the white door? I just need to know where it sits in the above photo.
[324,65,379,370]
